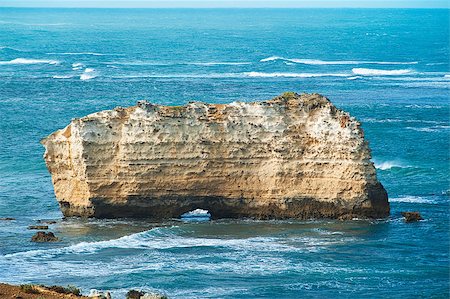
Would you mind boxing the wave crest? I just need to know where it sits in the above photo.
[80,68,97,80]
[260,56,417,65]
[245,71,347,78]
[0,58,59,65]
[374,160,410,170]
[390,196,437,204]
[352,68,412,76]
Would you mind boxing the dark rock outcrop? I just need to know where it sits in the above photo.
[31,231,59,242]
[402,211,423,222]
[28,225,49,230]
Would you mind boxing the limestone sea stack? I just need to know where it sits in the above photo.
[41,92,389,220]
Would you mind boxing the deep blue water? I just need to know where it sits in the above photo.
[0,8,449,298]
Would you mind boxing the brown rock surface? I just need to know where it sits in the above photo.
[401,211,423,222]
[41,92,389,220]
[0,283,87,299]
[31,231,59,242]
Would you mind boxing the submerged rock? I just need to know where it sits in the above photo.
[28,225,49,230]
[31,231,59,242]
[126,290,167,299]
[37,219,58,224]
[0,217,15,221]
[401,211,423,222]
[41,92,389,220]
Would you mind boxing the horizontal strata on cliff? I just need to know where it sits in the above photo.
[41,92,389,220]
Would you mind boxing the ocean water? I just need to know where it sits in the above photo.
[0,8,449,298]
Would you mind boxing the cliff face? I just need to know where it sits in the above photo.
[41,93,389,220]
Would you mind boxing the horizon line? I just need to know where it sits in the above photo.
[1,6,449,9]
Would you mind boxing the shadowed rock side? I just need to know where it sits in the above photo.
[41,92,389,220]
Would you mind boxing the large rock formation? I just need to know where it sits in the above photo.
[41,92,389,220]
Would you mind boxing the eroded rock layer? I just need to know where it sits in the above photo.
[41,93,389,219]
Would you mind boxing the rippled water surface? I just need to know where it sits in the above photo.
[0,8,449,298]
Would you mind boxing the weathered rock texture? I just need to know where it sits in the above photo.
[41,92,389,220]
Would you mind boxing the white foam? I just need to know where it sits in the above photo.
[374,160,408,170]
[405,104,443,109]
[0,58,59,65]
[260,56,417,65]
[352,68,412,76]
[347,76,362,80]
[3,225,354,261]
[406,126,450,132]
[245,71,347,78]
[80,68,97,80]
[444,74,450,78]
[188,62,251,66]
[72,62,84,70]
[181,209,211,217]
[52,75,73,79]
[390,196,437,204]
[260,56,282,62]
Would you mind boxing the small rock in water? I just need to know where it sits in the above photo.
[126,290,145,299]
[401,211,423,222]
[37,219,57,224]
[31,231,59,242]
[0,217,15,221]
[28,225,49,230]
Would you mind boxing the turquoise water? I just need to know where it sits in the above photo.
[0,8,449,298]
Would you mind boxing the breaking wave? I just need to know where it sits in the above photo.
[72,62,84,70]
[390,196,437,204]
[245,71,348,78]
[52,75,73,79]
[352,68,413,76]
[406,126,450,132]
[106,60,250,66]
[3,225,354,260]
[374,160,410,170]
[80,68,97,80]
[260,56,417,65]
[188,62,251,66]
[0,58,59,65]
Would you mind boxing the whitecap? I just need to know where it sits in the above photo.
[260,56,282,62]
[405,104,443,109]
[352,68,412,76]
[373,160,409,170]
[260,56,417,65]
[80,68,97,80]
[0,58,59,65]
[72,62,84,70]
[245,71,348,78]
[52,75,73,79]
[390,196,437,204]
[188,62,251,66]
[347,76,362,80]
[406,126,450,132]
